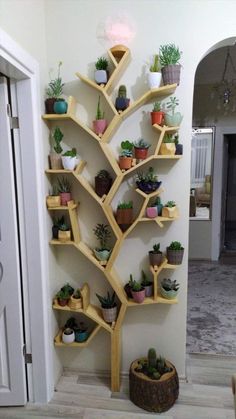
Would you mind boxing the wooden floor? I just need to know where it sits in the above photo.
[0,354,235,418]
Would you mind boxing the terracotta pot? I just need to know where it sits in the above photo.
[150,111,164,126]
[119,156,133,170]
[93,119,107,135]
[149,252,162,267]
[131,288,146,303]
[102,305,117,323]
[134,147,148,160]
[60,192,71,206]
[49,153,62,170]
[95,176,112,197]
[166,248,184,265]
[45,98,56,114]
[116,208,133,231]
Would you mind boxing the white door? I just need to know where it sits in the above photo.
[0,76,27,405]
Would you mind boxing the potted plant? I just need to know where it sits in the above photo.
[95,56,109,85]
[136,167,161,194]
[131,280,146,303]
[162,201,179,218]
[166,241,184,265]
[146,197,163,219]
[75,322,89,342]
[160,278,180,300]
[57,177,72,205]
[45,61,68,114]
[46,184,61,208]
[159,133,176,155]
[49,127,63,169]
[124,274,135,299]
[61,283,74,296]
[159,43,182,85]
[116,200,133,232]
[150,101,165,126]
[93,96,107,136]
[149,243,163,267]
[68,288,83,310]
[141,270,153,297]
[93,223,111,262]
[94,169,112,197]
[133,139,150,160]
[164,97,183,127]
[52,216,65,239]
[96,291,117,323]
[61,148,78,170]
[58,222,71,242]
[148,54,162,89]
[56,288,71,307]
[129,347,179,412]
[119,140,133,170]
[62,327,75,344]
[115,85,130,112]
[174,134,183,155]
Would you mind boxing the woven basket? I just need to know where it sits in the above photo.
[68,296,82,310]
[129,359,179,413]
[161,65,181,85]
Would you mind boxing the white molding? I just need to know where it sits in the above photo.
[0,27,53,403]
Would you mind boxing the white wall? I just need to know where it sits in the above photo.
[3,0,236,395]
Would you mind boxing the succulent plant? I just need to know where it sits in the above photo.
[159,44,182,67]
[96,291,116,308]
[95,96,105,120]
[168,241,184,250]
[133,139,150,149]
[95,57,109,70]
[52,127,63,154]
[161,278,180,292]
[96,169,111,178]
[165,200,176,207]
[57,177,72,193]
[131,280,143,292]
[117,201,133,209]
[93,223,111,250]
[46,61,64,99]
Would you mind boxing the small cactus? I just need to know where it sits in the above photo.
[153,371,161,380]
[118,85,127,98]
[148,348,157,369]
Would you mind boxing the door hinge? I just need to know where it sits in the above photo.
[23,344,32,364]
[7,103,19,129]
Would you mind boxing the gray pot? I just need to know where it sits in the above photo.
[161,64,181,85]
[149,251,162,266]
[143,283,153,297]
[166,248,184,265]
[102,305,117,323]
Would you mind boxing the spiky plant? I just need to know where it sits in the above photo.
[93,223,111,250]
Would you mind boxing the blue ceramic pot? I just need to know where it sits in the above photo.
[54,100,68,114]
[93,249,111,261]
[136,181,162,194]
[75,329,89,342]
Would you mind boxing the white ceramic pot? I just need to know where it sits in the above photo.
[148,72,162,89]
[62,156,79,171]
[62,328,75,344]
[95,70,107,85]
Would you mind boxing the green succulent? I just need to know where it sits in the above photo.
[161,278,180,292]
[52,127,63,154]
[62,148,77,157]
[96,96,105,120]
[46,61,64,99]
[57,176,72,193]
[117,201,133,209]
[95,57,109,70]
[168,241,184,250]
[159,44,182,67]
[93,223,111,250]
[133,139,150,149]
[96,291,116,308]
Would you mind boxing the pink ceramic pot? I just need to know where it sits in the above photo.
[93,119,107,135]
[60,192,71,206]
[146,207,158,218]
[131,288,146,303]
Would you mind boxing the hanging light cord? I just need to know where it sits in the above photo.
[221,47,236,82]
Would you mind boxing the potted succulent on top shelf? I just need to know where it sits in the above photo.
[136,167,161,194]
[62,147,78,171]
[93,223,112,262]
[116,200,133,232]
[150,101,165,126]
[94,56,109,85]
[119,140,133,170]
[162,201,179,218]
[133,139,151,161]
[166,241,184,265]
[45,61,68,114]
[49,127,63,169]
[149,243,163,267]
[96,291,117,323]
[141,270,153,297]
[57,176,72,205]
[148,54,162,89]
[159,43,182,85]
[159,133,176,156]
[160,278,180,300]
[164,97,183,127]
[93,96,107,136]
[129,347,179,412]
[95,169,112,197]
[115,85,130,112]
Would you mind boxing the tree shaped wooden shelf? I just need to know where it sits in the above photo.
[43,44,183,392]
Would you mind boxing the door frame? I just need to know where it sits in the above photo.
[0,29,53,402]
